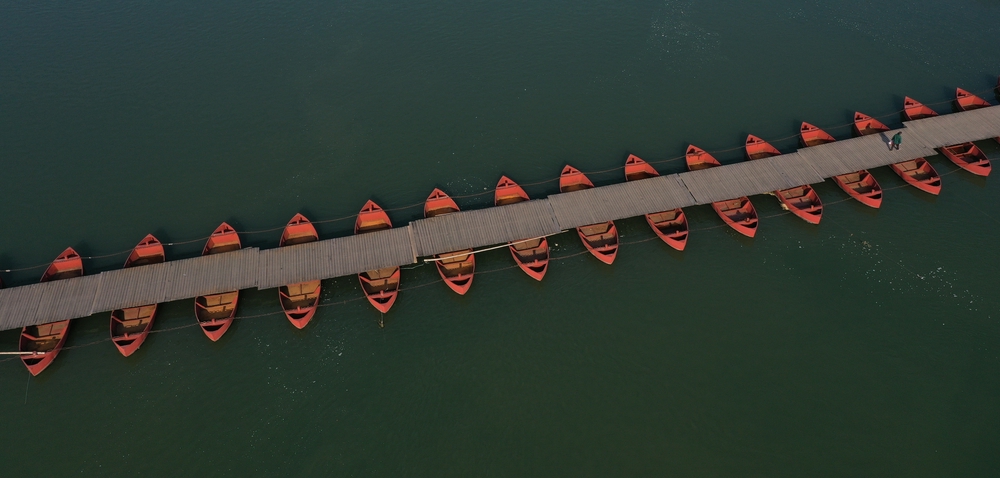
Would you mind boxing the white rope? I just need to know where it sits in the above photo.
[422,231,567,262]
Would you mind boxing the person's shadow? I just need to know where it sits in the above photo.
[878,132,893,150]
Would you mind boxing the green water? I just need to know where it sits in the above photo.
[2,0,999,475]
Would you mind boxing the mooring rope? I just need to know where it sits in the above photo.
[422,232,567,262]
[0,160,994,364]
[1,85,996,275]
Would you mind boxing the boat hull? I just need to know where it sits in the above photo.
[433,250,475,295]
[832,170,883,209]
[576,221,619,265]
[19,320,71,376]
[424,188,461,217]
[800,122,835,147]
[509,237,549,281]
[852,112,889,137]
[359,267,400,313]
[902,97,938,121]
[745,135,781,160]
[41,248,84,282]
[559,165,595,191]
[195,292,238,342]
[940,143,992,177]
[280,280,321,329]
[890,158,942,195]
[203,222,241,255]
[280,213,319,247]
[645,209,688,250]
[111,305,157,357]
[710,197,758,238]
[955,88,991,111]
[125,234,166,268]
[775,186,823,224]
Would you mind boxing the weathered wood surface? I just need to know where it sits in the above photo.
[548,174,696,229]
[257,227,415,290]
[1,105,998,330]
[0,249,261,331]
[680,154,826,204]
[411,200,562,256]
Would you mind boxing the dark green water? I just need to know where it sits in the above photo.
[1,0,999,475]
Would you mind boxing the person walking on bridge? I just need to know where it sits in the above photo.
[891,131,902,150]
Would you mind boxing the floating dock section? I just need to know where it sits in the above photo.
[1,105,999,332]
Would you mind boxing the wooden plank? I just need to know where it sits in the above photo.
[256,227,414,290]
[33,275,103,324]
[90,262,171,312]
[548,174,698,230]
[0,285,45,330]
[162,248,259,302]
[411,200,561,257]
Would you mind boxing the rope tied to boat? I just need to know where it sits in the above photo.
[4,164,994,360]
[1,85,996,277]
[422,231,567,262]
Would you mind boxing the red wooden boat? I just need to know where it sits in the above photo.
[745,135,823,224]
[559,165,619,264]
[833,170,883,209]
[855,109,943,195]
[495,176,550,281]
[800,123,882,209]
[125,234,165,267]
[799,122,835,146]
[355,200,401,313]
[40,247,83,283]
[940,142,992,177]
[902,97,938,120]
[20,247,82,375]
[110,234,164,357]
[278,213,321,329]
[852,112,889,137]
[195,223,240,342]
[744,134,781,160]
[686,145,758,238]
[624,154,688,250]
[425,189,476,295]
[955,88,990,111]
[890,158,942,195]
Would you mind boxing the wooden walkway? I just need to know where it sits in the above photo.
[2,105,999,331]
